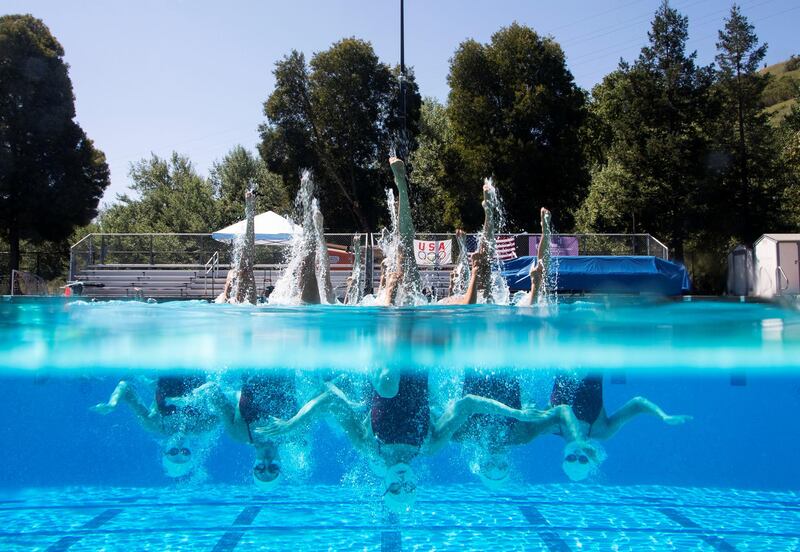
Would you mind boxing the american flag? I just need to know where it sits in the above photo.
[495,235,518,261]
[466,234,517,262]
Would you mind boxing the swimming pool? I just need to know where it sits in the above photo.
[0,297,798,551]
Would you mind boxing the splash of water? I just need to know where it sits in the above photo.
[345,234,364,305]
[228,187,257,305]
[477,178,510,305]
[450,231,471,296]
[538,213,559,306]
[312,198,335,304]
[269,171,315,305]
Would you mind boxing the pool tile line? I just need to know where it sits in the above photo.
[82,508,122,529]
[381,530,402,552]
[519,505,571,552]
[211,506,262,552]
[5,498,800,513]
[43,507,123,552]
[659,507,738,551]
[45,535,82,552]
[5,524,800,539]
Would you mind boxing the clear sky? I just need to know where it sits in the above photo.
[3,0,797,204]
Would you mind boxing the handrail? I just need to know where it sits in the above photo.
[776,266,790,293]
[204,251,220,298]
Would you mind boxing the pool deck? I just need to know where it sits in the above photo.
[0,483,797,551]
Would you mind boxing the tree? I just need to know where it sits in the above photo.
[576,2,717,259]
[0,15,110,275]
[713,4,778,244]
[407,98,465,231]
[100,153,216,233]
[259,39,421,232]
[446,23,589,231]
[210,146,290,227]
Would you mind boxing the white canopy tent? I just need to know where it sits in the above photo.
[211,211,301,245]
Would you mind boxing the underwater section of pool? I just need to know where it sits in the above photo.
[0,297,799,551]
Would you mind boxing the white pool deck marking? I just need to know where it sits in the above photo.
[0,484,797,551]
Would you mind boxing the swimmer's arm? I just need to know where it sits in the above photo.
[321,383,372,452]
[253,388,335,438]
[428,394,534,453]
[205,383,237,429]
[591,397,692,440]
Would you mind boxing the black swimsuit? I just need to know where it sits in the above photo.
[370,373,430,447]
[550,374,603,427]
[238,376,297,442]
[453,372,521,445]
[155,376,205,417]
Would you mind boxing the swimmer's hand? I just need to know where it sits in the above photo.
[254,417,294,438]
[663,414,692,425]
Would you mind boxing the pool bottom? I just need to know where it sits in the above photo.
[0,484,797,551]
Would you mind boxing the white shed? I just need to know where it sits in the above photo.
[754,234,800,297]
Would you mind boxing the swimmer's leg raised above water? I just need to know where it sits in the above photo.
[477,183,495,302]
[438,246,485,305]
[313,205,335,304]
[298,249,321,304]
[519,207,551,307]
[389,157,421,298]
[233,190,258,305]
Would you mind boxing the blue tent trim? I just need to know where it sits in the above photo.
[502,256,691,295]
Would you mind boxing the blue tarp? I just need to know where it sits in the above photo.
[502,256,691,295]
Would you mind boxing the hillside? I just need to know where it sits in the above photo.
[761,56,799,125]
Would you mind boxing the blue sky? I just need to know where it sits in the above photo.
[4,0,797,204]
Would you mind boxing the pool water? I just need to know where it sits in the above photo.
[1,297,799,551]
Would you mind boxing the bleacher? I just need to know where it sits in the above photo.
[71,263,375,300]
[66,232,669,301]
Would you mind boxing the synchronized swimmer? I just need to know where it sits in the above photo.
[92,156,691,512]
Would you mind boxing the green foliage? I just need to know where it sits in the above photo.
[99,153,216,233]
[577,2,717,259]
[259,39,421,232]
[762,75,799,107]
[0,14,110,273]
[785,55,800,73]
[710,3,780,245]
[407,98,465,231]
[210,146,290,227]
[446,23,588,231]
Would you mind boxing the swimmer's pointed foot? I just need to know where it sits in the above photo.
[664,414,693,425]
[541,207,551,227]
[89,403,115,415]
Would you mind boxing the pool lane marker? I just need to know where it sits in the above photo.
[211,506,262,552]
[45,508,122,551]
[659,508,738,551]
[519,505,570,552]
[381,530,402,552]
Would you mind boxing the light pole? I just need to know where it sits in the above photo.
[399,0,407,152]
